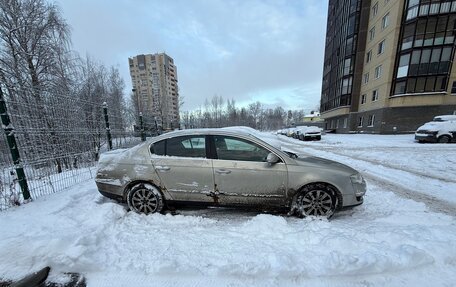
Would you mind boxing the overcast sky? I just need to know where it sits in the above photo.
[56,0,328,112]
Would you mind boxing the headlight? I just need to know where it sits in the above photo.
[350,173,364,184]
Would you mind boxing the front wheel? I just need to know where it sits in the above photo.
[127,183,164,214]
[292,184,337,218]
[438,135,451,143]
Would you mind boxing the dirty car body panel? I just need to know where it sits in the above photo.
[95,128,366,216]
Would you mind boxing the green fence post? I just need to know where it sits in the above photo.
[0,86,31,200]
[103,102,112,150]
[139,112,146,141]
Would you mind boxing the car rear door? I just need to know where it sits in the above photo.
[210,135,288,206]
[151,135,214,202]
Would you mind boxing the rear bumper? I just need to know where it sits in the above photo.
[95,181,125,201]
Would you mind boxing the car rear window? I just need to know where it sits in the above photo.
[167,136,206,158]
[150,136,206,158]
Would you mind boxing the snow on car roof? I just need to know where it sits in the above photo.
[150,127,261,142]
[433,115,456,121]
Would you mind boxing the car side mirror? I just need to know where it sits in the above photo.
[266,153,280,164]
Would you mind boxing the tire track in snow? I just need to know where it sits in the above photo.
[278,141,456,216]
[277,136,456,184]
[362,174,456,216]
[310,146,456,184]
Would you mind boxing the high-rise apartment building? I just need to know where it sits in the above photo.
[320,0,456,133]
[129,53,179,130]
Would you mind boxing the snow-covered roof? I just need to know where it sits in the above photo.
[304,112,321,117]
[433,115,456,122]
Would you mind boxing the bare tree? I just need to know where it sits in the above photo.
[0,0,74,172]
[210,94,224,127]
[226,98,238,126]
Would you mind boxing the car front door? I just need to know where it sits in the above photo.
[211,135,288,206]
[151,135,214,202]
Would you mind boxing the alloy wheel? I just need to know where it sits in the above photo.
[298,189,334,216]
[130,188,159,214]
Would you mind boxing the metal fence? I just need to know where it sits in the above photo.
[0,87,151,211]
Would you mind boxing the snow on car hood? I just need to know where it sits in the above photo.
[417,121,456,131]
[294,156,357,174]
[297,126,322,133]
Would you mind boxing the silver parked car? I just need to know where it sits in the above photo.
[95,129,366,218]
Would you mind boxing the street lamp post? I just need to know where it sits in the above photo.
[132,88,141,113]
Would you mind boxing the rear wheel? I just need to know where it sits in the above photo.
[292,183,337,218]
[127,183,164,214]
[438,135,451,143]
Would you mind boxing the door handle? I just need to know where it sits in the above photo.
[215,169,231,175]
[156,166,171,171]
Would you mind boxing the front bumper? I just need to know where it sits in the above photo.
[415,133,437,143]
[342,177,366,207]
[303,134,321,141]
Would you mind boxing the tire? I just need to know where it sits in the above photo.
[437,135,451,143]
[292,183,337,218]
[127,183,164,214]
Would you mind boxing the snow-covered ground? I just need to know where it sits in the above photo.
[275,134,456,211]
[0,133,455,287]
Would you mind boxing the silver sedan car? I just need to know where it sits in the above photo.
[95,129,366,218]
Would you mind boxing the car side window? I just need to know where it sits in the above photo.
[214,136,270,162]
[166,136,206,158]
[151,140,165,155]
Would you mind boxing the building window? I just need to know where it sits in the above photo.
[369,27,376,41]
[407,6,418,20]
[343,58,352,76]
[440,2,451,13]
[372,2,379,17]
[343,118,348,128]
[358,116,364,127]
[430,3,440,14]
[368,115,375,127]
[366,50,372,63]
[394,80,407,95]
[408,0,419,8]
[375,65,383,79]
[378,40,386,54]
[361,94,367,104]
[364,72,370,84]
[397,53,410,78]
[341,77,353,94]
[372,89,379,101]
[420,5,430,16]
[452,81,456,94]
[382,13,390,29]
[346,36,354,55]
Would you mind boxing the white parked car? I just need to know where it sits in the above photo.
[415,115,456,143]
[295,126,322,141]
